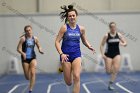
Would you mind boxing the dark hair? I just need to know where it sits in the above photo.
[20,25,32,38]
[59,5,78,23]
[109,22,116,28]
[24,25,32,32]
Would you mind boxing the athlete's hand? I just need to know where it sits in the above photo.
[61,54,69,63]
[22,53,26,60]
[120,42,127,47]
[88,46,96,54]
[102,54,107,60]
[39,50,44,54]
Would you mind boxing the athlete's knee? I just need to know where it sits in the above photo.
[24,75,29,80]
[66,81,72,86]
[114,67,120,73]
[64,77,72,86]
[73,74,80,82]
[30,69,36,77]
[106,69,118,75]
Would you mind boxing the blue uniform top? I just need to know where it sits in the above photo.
[22,36,36,59]
[61,24,81,53]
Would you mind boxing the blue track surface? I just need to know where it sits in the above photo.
[0,72,140,93]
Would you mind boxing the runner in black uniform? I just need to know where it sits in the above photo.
[100,22,127,90]
[105,32,120,59]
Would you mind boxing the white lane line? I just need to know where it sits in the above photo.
[115,74,140,93]
[116,82,133,93]
[47,73,73,93]
[82,80,103,93]
[8,83,28,93]
[97,78,108,86]
[47,81,63,93]
[8,81,46,93]
[98,77,134,93]
[8,84,19,93]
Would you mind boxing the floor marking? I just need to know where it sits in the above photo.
[47,81,64,93]
[116,82,133,93]
[82,80,103,93]
[8,83,28,93]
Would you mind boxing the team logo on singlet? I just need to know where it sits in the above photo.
[108,38,120,43]
[68,33,80,36]
[26,39,34,48]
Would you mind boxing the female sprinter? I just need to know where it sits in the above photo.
[100,22,127,90]
[17,25,44,93]
[55,5,95,93]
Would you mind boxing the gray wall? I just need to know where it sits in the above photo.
[0,12,140,74]
[1,0,140,13]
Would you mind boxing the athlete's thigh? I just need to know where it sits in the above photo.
[104,57,113,71]
[30,59,37,68]
[72,57,81,77]
[112,55,121,71]
[62,61,72,82]
[22,62,30,78]
[29,59,37,74]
